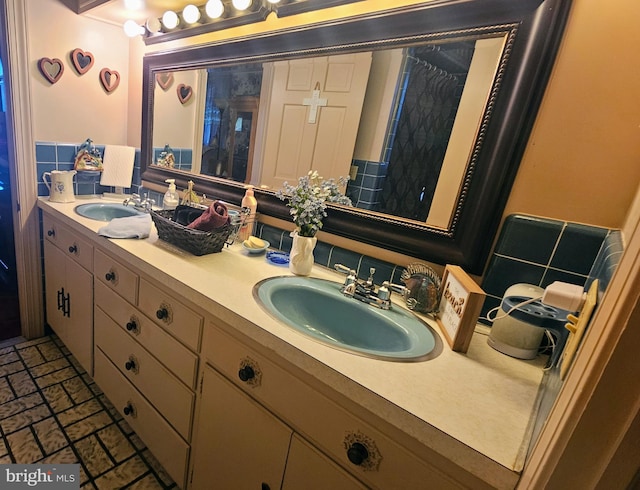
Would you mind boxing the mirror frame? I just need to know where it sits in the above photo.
[141,0,571,274]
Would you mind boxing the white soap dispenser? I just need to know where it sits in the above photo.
[163,179,179,210]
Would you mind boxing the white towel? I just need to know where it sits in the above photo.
[98,214,152,239]
[100,145,136,188]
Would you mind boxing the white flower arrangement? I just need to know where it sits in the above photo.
[277,170,352,237]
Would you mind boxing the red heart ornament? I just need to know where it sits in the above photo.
[38,58,64,84]
[100,68,120,93]
[70,48,94,75]
[177,84,193,104]
[156,72,174,90]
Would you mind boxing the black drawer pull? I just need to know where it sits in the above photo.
[238,365,255,382]
[47,229,55,237]
[68,245,78,254]
[347,442,369,466]
[126,321,137,331]
[125,360,136,371]
[123,404,134,416]
[156,307,169,320]
[105,271,116,282]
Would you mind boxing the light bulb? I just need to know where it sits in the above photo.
[123,19,144,37]
[161,10,179,30]
[205,0,224,18]
[232,0,252,11]
[145,17,161,33]
[182,4,201,24]
[267,0,281,3]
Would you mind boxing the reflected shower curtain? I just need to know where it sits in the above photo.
[379,60,461,221]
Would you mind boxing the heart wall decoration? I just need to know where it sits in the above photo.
[70,48,94,75]
[156,72,174,90]
[38,58,64,84]
[177,84,193,104]
[100,68,120,93]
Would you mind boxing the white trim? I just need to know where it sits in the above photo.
[2,0,44,339]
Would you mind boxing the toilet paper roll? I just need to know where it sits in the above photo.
[100,145,136,188]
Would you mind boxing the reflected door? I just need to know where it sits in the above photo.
[257,53,372,189]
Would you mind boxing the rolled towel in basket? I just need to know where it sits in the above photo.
[187,200,230,231]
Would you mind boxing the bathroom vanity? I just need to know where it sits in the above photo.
[38,198,546,489]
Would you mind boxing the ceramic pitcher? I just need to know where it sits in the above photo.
[43,170,76,203]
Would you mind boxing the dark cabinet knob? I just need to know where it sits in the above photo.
[346,442,369,466]
[238,365,255,382]
[123,404,134,416]
[125,360,136,371]
[105,271,116,282]
[156,307,169,320]
[68,245,78,254]
[261,484,270,490]
[126,321,137,331]
[47,229,55,237]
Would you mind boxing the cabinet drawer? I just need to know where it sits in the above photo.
[94,348,189,488]
[94,281,198,389]
[95,307,194,441]
[43,214,93,271]
[138,278,202,351]
[94,249,138,305]
[204,323,460,490]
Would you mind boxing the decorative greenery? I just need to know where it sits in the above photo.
[277,171,352,237]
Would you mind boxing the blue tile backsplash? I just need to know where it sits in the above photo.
[480,214,622,325]
[36,141,142,198]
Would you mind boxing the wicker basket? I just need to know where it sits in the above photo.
[151,207,233,256]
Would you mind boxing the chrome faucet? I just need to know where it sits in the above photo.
[123,193,155,212]
[334,264,406,310]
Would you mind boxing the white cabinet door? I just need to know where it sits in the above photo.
[43,232,93,374]
[190,364,292,490]
[282,434,367,490]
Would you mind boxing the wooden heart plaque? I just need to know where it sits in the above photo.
[38,58,64,84]
[100,68,120,93]
[156,72,174,90]
[177,84,193,104]
[70,48,94,75]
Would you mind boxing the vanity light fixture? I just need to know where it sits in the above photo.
[161,10,180,30]
[123,19,145,37]
[182,4,201,24]
[232,0,252,10]
[205,0,225,19]
[136,0,364,45]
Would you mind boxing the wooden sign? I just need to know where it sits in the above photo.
[436,265,485,353]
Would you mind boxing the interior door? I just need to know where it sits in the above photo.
[258,52,373,189]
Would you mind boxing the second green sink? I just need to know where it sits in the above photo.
[253,276,442,361]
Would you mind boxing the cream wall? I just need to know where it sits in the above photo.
[28,0,130,145]
[504,0,640,230]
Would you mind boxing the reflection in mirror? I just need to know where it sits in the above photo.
[141,0,571,273]
[151,35,506,230]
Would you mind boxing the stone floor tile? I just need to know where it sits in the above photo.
[35,366,77,388]
[8,370,37,397]
[30,358,71,378]
[141,449,174,487]
[63,376,94,404]
[0,403,51,435]
[58,398,103,427]
[127,473,164,489]
[0,350,19,366]
[41,384,75,413]
[0,377,15,404]
[0,435,7,456]
[6,427,43,463]
[37,341,65,361]
[93,456,149,490]
[65,411,113,441]
[17,345,45,367]
[0,392,44,419]
[97,424,135,463]
[33,416,67,455]
[74,435,115,478]
[39,445,78,465]
[0,360,26,377]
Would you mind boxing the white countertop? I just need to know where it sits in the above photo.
[38,197,547,488]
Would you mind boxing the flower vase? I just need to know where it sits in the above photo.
[289,232,317,276]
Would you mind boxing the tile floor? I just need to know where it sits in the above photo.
[0,334,177,489]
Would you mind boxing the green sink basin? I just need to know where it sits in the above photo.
[75,203,143,221]
[253,276,442,361]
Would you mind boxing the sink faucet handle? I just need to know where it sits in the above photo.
[367,268,376,287]
[335,264,357,286]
